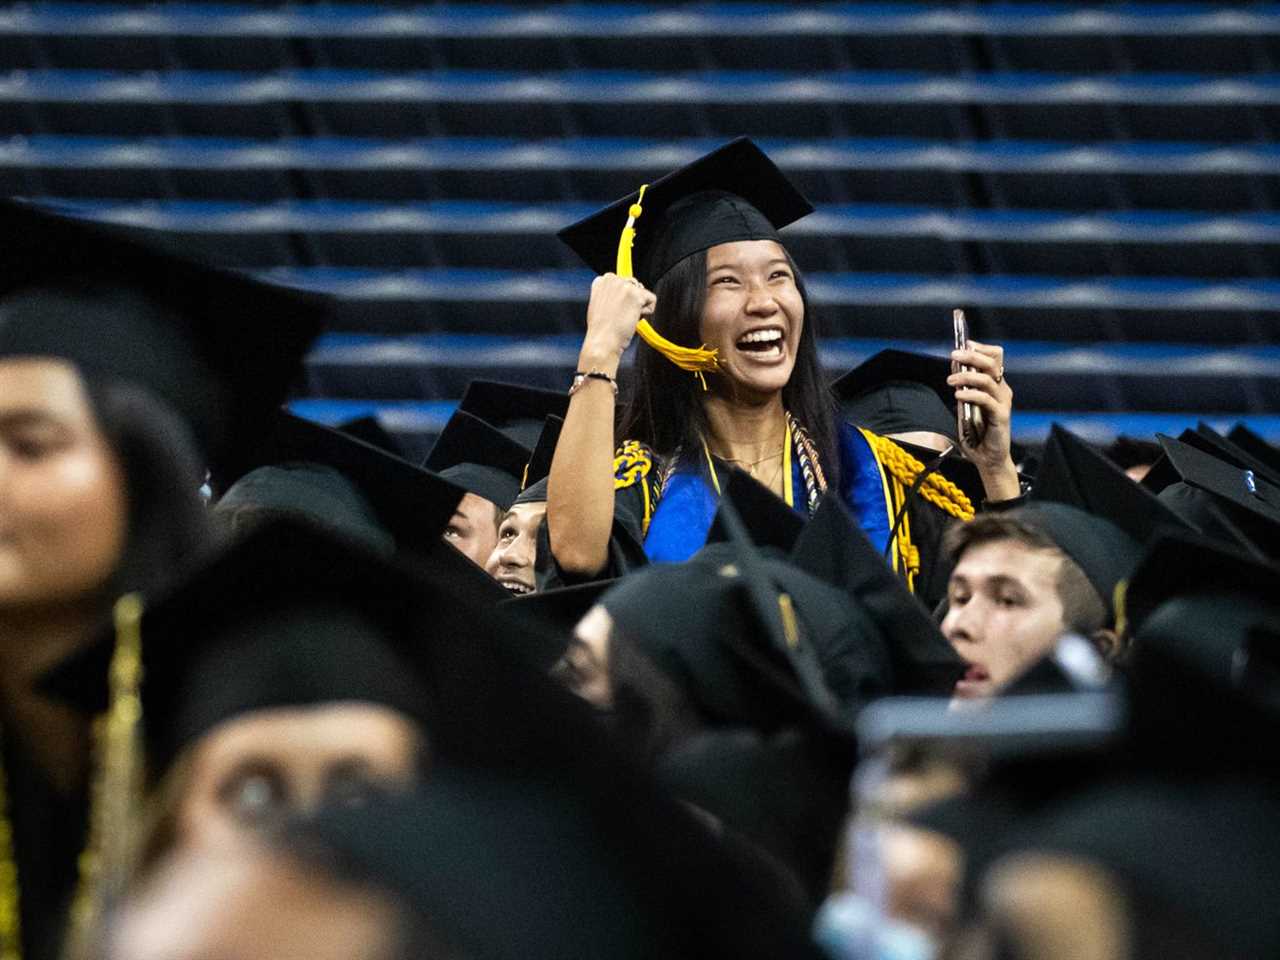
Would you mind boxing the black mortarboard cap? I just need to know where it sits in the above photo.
[423,409,530,512]
[513,476,549,507]
[521,415,564,492]
[44,518,504,776]
[1190,422,1280,487]
[293,773,676,960]
[1119,530,1280,641]
[599,506,851,733]
[1151,434,1280,552]
[501,580,618,672]
[789,492,967,696]
[1026,424,1190,613]
[1103,434,1163,472]
[558,137,814,287]
[831,349,958,443]
[216,411,468,558]
[338,415,405,458]
[1117,533,1280,783]
[293,760,827,960]
[702,463,976,668]
[0,200,325,476]
[215,461,394,555]
[705,468,807,555]
[458,379,569,449]
[1228,422,1280,477]
[1013,501,1142,621]
[1032,423,1186,547]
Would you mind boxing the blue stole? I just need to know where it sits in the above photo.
[642,423,891,563]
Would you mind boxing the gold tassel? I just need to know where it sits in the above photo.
[615,184,720,377]
[64,593,146,960]
[778,594,800,650]
[0,736,21,960]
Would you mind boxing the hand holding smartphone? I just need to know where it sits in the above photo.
[952,308,986,448]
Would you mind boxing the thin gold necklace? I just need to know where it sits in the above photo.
[719,448,784,469]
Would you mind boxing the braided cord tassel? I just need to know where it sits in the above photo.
[786,413,827,516]
[863,433,975,522]
[65,594,146,960]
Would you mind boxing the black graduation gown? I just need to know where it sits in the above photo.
[2,732,86,960]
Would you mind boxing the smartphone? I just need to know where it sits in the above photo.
[952,308,986,448]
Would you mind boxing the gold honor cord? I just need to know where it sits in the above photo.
[614,184,720,380]
[65,593,146,960]
[0,734,20,960]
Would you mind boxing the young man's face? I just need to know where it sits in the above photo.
[484,502,545,596]
[442,492,500,568]
[941,538,1069,700]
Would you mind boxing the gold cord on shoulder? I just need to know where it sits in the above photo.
[615,184,720,377]
[861,431,976,523]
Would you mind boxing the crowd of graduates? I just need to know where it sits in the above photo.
[1,138,1279,960]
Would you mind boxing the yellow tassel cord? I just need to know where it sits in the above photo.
[1112,579,1130,641]
[65,593,146,960]
[860,430,977,593]
[615,184,720,379]
[778,594,800,650]
[0,736,21,960]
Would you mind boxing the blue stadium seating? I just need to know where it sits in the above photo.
[4,1,1279,455]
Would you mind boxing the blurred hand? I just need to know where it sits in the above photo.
[949,340,1020,500]
[579,273,657,372]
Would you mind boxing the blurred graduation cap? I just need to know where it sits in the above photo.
[422,409,530,512]
[703,469,966,697]
[1103,434,1163,474]
[787,489,967,696]
[1025,424,1190,614]
[1228,422,1280,477]
[558,137,814,288]
[508,414,567,508]
[710,468,965,691]
[1147,433,1280,556]
[500,579,617,672]
[337,415,405,458]
[607,473,964,738]
[290,759,826,960]
[1029,425,1188,544]
[0,199,326,477]
[522,414,564,492]
[215,411,468,558]
[1118,531,1280,775]
[1173,423,1280,487]
[44,518,505,777]
[601,506,848,735]
[457,379,569,449]
[831,349,958,444]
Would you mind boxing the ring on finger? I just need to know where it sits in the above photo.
[994,368,1004,384]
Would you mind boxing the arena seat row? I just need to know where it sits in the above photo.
[6,4,1278,39]
[3,1,1277,446]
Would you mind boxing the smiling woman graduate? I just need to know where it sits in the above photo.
[548,139,1019,597]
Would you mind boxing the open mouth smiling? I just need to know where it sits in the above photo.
[734,326,786,361]
[498,578,534,596]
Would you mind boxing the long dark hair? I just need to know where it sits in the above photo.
[84,378,210,599]
[619,248,841,489]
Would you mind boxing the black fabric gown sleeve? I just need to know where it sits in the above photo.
[534,443,655,591]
